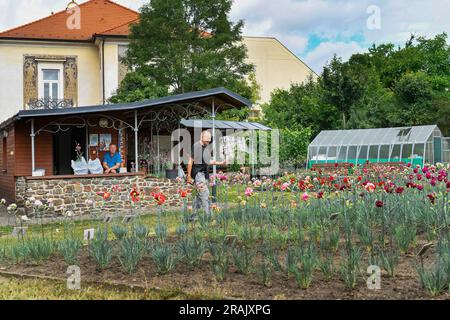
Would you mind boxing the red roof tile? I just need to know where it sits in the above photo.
[0,0,138,41]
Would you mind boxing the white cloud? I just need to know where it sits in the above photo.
[1,0,449,73]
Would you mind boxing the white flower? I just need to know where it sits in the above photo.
[34,200,43,207]
[21,215,30,222]
[85,199,94,206]
[66,211,73,217]
[29,197,36,202]
[0,198,6,205]
[7,203,17,212]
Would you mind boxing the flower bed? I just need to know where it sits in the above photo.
[0,163,449,299]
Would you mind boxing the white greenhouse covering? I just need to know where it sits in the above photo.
[307,125,447,168]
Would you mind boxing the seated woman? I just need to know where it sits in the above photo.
[103,144,122,174]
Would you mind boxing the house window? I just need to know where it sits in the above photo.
[38,63,63,100]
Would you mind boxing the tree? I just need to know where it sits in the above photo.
[320,56,366,129]
[262,76,337,135]
[111,0,255,102]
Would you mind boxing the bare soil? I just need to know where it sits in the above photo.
[0,240,448,300]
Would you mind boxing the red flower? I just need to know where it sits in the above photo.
[375,200,384,208]
[395,187,404,194]
[156,194,166,205]
[416,184,424,191]
[427,193,436,205]
[130,188,140,203]
[103,192,111,200]
[151,192,166,205]
[178,189,189,198]
[446,181,450,189]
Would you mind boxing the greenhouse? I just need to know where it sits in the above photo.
[307,125,450,168]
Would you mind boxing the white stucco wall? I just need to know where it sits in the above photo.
[243,36,317,104]
[102,41,119,100]
[0,36,317,122]
[0,40,102,122]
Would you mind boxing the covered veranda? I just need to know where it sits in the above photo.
[14,87,252,177]
[0,88,274,208]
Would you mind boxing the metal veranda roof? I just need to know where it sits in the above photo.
[0,87,252,128]
[309,125,438,147]
[180,119,271,131]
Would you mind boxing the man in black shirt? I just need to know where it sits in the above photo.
[187,130,225,219]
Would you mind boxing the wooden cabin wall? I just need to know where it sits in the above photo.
[87,127,119,163]
[14,120,53,177]
[0,125,16,203]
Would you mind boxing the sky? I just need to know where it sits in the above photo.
[0,0,449,73]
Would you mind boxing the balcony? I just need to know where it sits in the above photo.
[28,98,74,110]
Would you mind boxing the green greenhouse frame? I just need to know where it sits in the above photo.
[307,125,450,168]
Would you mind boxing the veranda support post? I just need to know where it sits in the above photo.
[31,119,35,174]
[134,110,139,172]
[211,98,217,202]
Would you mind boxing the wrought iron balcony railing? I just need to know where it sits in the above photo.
[28,98,74,110]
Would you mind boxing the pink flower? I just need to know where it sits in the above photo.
[253,179,262,187]
[281,182,290,191]
[245,187,253,197]
[364,183,376,193]
[301,192,309,202]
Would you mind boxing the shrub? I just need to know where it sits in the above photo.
[150,242,178,275]
[340,247,362,290]
[133,224,149,239]
[256,258,272,287]
[155,221,168,243]
[417,260,448,297]
[112,224,128,240]
[89,230,113,270]
[232,245,256,274]
[208,240,230,281]
[26,237,55,264]
[292,244,317,289]
[119,236,145,274]
[380,247,400,277]
[58,237,82,265]
[393,225,416,254]
[178,235,206,269]
[8,242,29,263]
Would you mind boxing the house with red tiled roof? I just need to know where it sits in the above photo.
[0,0,316,121]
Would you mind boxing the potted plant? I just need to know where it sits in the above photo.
[71,141,88,175]
[165,160,178,179]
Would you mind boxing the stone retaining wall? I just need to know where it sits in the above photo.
[15,174,185,216]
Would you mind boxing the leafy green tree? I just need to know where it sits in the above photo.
[320,55,366,129]
[111,0,254,103]
[109,73,169,103]
[262,76,337,135]
[279,128,312,168]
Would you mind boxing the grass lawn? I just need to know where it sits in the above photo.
[0,275,193,300]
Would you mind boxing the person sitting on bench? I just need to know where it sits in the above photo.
[103,144,122,174]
